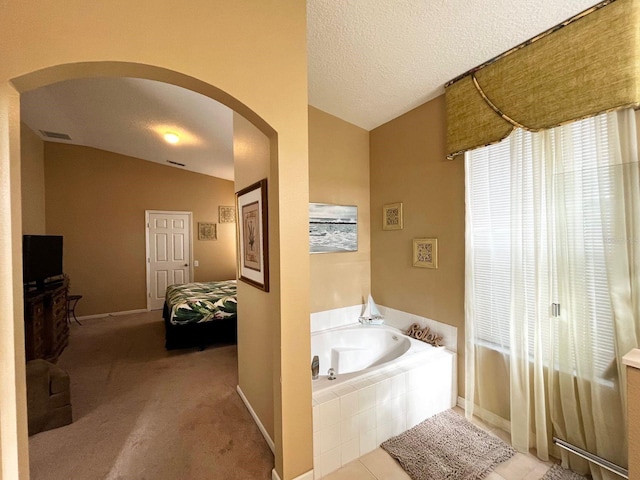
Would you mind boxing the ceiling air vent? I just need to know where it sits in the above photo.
[166,160,186,167]
[39,130,72,140]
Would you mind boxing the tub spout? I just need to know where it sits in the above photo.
[311,355,319,380]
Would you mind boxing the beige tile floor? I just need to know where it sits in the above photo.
[324,407,555,480]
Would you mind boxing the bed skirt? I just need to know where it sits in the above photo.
[163,302,237,350]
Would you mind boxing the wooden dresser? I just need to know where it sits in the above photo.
[24,279,69,363]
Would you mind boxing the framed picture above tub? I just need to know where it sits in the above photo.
[383,202,403,230]
[309,203,358,254]
[413,237,438,268]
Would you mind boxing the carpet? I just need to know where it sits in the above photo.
[542,464,589,480]
[381,409,515,480]
[28,311,274,480]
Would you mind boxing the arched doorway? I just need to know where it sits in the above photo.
[20,73,273,478]
[1,58,311,480]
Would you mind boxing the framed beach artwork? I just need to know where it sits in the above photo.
[413,237,438,268]
[236,179,269,291]
[383,202,403,230]
[309,203,357,254]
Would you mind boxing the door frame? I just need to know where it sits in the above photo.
[145,210,194,311]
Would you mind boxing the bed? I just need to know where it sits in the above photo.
[163,280,237,350]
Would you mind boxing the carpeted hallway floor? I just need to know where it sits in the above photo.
[28,311,274,479]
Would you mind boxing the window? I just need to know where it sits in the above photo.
[466,113,620,378]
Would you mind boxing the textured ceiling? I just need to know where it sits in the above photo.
[21,1,600,179]
[308,0,599,130]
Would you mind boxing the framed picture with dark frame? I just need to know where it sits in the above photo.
[235,179,269,291]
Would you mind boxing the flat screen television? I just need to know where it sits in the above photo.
[23,235,63,287]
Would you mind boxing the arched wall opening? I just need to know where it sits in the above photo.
[1,58,311,480]
[12,62,278,140]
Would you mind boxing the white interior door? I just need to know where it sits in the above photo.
[146,211,192,310]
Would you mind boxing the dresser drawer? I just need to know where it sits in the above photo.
[32,316,44,333]
[33,337,44,356]
[27,302,45,318]
[24,281,70,362]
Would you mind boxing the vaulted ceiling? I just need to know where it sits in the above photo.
[20,0,599,179]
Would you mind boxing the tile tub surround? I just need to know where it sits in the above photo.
[312,345,456,479]
[377,305,458,352]
[311,305,364,333]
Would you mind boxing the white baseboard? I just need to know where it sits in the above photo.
[272,468,314,480]
[77,309,148,320]
[236,385,275,454]
[237,385,314,480]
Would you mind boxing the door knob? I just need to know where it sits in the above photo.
[184,264,188,267]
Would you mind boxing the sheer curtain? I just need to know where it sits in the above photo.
[465,109,640,479]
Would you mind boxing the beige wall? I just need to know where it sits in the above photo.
[44,142,236,316]
[20,123,45,234]
[234,113,276,440]
[0,2,311,479]
[308,107,370,313]
[370,95,466,396]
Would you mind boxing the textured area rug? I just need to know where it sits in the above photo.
[541,464,589,480]
[381,409,515,480]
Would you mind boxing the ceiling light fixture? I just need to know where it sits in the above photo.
[164,132,180,144]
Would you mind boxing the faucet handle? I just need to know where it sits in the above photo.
[328,367,337,380]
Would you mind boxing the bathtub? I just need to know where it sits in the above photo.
[311,323,444,392]
[311,323,457,478]
[312,324,411,375]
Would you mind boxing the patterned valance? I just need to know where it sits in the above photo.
[445,0,640,159]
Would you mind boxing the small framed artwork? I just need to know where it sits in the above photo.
[198,222,217,240]
[383,202,403,230]
[219,206,236,223]
[413,238,438,268]
[236,179,269,291]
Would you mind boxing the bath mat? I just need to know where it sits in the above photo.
[541,464,589,480]
[381,409,515,480]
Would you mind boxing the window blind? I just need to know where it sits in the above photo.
[466,114,618,378]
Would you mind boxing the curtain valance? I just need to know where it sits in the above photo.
[445,0,640,159]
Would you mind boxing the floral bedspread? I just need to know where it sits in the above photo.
[165,280,237,325]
